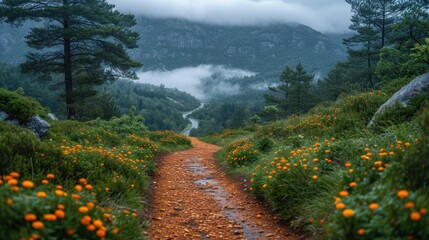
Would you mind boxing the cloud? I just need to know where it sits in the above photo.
[136,65,256,99]
[107,0,351,33]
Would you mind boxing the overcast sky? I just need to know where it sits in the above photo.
[107,0,352,33]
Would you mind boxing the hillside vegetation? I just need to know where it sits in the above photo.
[0,89,191,239]
[202,84,429,238]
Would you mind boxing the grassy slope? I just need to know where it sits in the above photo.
[0,89,192,240]
[202,88,429,239]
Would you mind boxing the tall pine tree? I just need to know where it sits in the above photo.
[0,0,142,119]
[265,63,313,116]
[344,0,400,88]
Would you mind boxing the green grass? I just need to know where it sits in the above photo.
[0,88,193,240]
[212,90,429,239]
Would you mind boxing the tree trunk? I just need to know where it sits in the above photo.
[63,0,74,119]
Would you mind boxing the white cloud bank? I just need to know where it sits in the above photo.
[136,65,256,99]
[107,0,352,33]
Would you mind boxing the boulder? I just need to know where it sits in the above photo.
[0,110,8,121]
[22,116,51,138]
[48,113,59,120]
[368,72,429,127]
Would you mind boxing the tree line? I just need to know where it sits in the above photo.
[260,0,429,122]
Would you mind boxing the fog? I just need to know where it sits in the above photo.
[137,65,257,99]
[108,0,351,33]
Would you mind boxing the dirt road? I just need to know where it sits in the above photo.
[149,137,298,240]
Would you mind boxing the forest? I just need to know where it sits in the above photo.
[0,0,428,239]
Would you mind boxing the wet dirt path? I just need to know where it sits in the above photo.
[149,137,298,240]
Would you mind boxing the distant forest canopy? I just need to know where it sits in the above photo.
[0,63,200,132]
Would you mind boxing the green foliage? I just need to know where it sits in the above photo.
[0,94,193,239]
[191,101,257,136]
[264,63,315,116]
[225,139,260,167]
[0,122,39,172]
[412,38,429,67]
[0,88,46,123]
[371,92,429,130]
[89,108,148,135]
[0,0,142,119]
[148,130,191,147]
[255,137,274,153]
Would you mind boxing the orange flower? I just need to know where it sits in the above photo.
[405,202,415,209]
[357,228,365,236]
[32,221,44,230]
[57,204,65,210]
[37,192,47,198]
[93,219,103,228]
[7,179,18,186]
[410,212,421,221]
[6,199,13,205]
[79,206,89,213]
[79,178,87,184]
[75,185,83,192]
[86,224,96,231]
[336,203,346,210]
[96,229,106,237]
[43,214,57,221]
[55,209,66,219]
[339,191,349,197]
[46,173,55,179]
[86,202,95,209]
[41,179,49,185]
[397,190,409,199]
[112,228,119,234]
[80,216,92,225]
[349,182,357,187]
[420,208,427,215]
[55,190,65,197]
[24,213,37,222]
[72,194,81,200]
[10,172,20,178]
[312,175,318,180]
[342,209,355,218]
[84,184,93,190]
[369,203,379,210]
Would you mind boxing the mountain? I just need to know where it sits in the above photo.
[132,17,347,76]
[0,17,347,78]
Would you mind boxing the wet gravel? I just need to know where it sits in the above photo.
[149,138,297,240]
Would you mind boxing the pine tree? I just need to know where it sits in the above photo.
[0,0,142,119]
[344,0,401,88]
[264,63,314,116]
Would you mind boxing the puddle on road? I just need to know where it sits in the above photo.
[186,158,268,240]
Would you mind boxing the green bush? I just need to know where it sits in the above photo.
[0,122,40,173]
[255,137,274,153]
[225,139,260,167]
[0,88,47,123]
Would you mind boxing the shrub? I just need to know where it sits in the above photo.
[225,139,260,167]
[0,88,47,123]
[255,137,274,153]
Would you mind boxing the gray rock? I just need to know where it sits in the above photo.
[368,72,429,127]
[0,110,9,121]
[23,115,51,138]
[48,113,59,120]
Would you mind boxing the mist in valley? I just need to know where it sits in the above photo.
[136,65,257,100]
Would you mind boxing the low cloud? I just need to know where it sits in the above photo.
[108,0,351,33]
[136,65,256,99]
